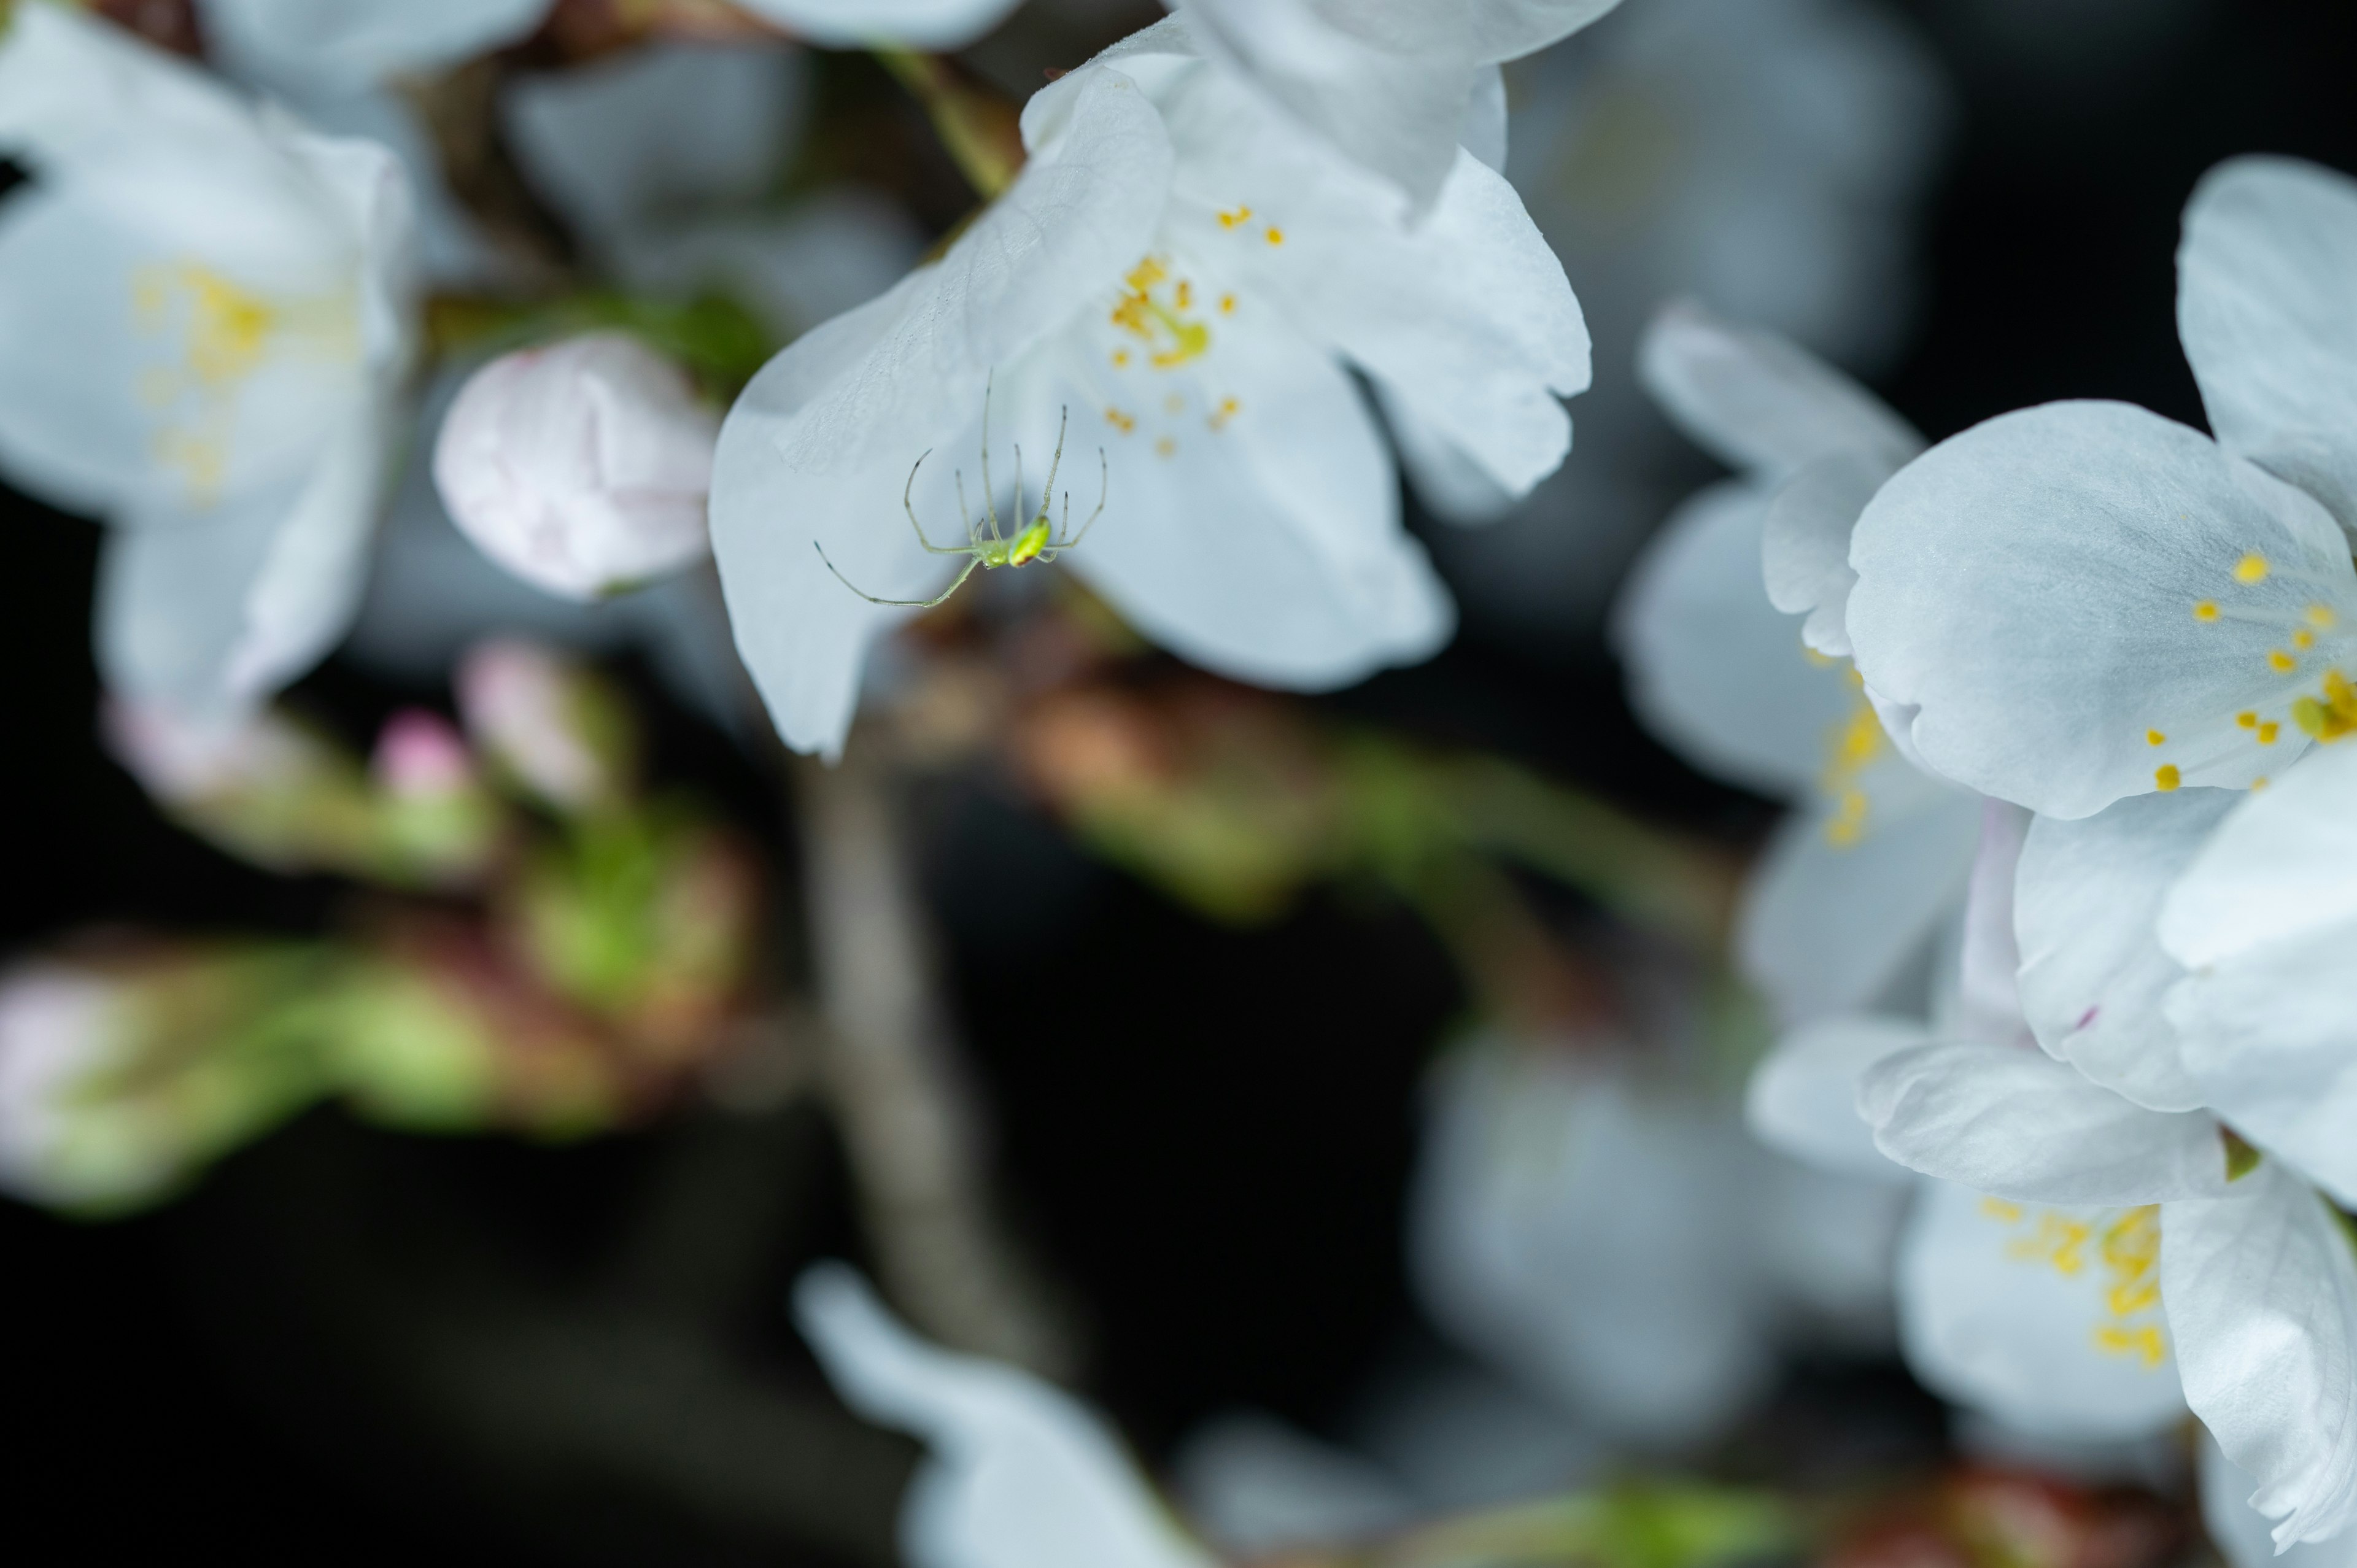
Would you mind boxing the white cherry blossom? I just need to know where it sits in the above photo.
[710,17,1587,755]
[0,2,416,721]
[1173,0,1625,214]
[1848,156,2357,820]
[794,1262,1217,1568]
[1617,301,1978,1021]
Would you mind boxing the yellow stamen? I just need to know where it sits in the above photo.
[2194,600,2220,622]
[2270,649,2299,673]
[2155,765,2181,790]
[2146,729,2165,746]
[2235,552,2270,584]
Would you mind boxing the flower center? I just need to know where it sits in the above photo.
[1979,1199,2167,1369]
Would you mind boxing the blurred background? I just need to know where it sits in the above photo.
[6,0,2356,1562]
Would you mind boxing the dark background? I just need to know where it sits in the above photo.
[6,0,2355,1559]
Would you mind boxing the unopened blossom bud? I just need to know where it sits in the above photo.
[456,640,636,812]
[434,333,719,602]
[371,708,477,799]
[0,962,125,1206]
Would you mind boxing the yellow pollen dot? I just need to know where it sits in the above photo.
[2311,604,2339,629]
[2254,776,2270,789]
[1218,293,1236,314]
[2293,669,2357,742]
[2194,600,2220,622]
[1105,407,1136,434]
[1175,280,1193,309]
[1218,206,1253,229]
[2259,721,2281,743]
[1155,436,1177,458]
[2238,711,2258,728]
[1265,226,1285,245]
[2235,552,2271,584]
[2296,627,2317,649]
[1111,349,1130,368]
[2146,729,2165,746]
[2271,649,2299,673]
[1208,396,1240,433]
[1980,1197,2024,1223]
[2156,765,2182,791]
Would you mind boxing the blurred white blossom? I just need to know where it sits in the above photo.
[1617,302,1978,1023]
[713,17,1588,754]
[795,1262,1218,1568]
[435,332,719,602]
[0,2,417,720]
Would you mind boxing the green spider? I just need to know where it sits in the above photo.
[815,389,1110,609]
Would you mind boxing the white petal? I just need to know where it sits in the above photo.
[793,1264,1218,1568]
[1060,330,1453,692]
[2201,1429,2357,1568]
[2167,917,2357,1211]
[737,0,1021,49]
[2165,1167,2357,1547]
[501,39,804,252]
[1746,1014,1924,1181]
[198,0,546,89]
[1860,1040,2235,1205]
[1638,299,1922,481]
[2161,740,2357,969]
[1763,451,1886,658]
[1848,401,2356,818]
[2016,790,2234,1112]
[1408,1046,1778,1445]
[1613,481,1852,798]
[2178,156,2357,537]
[766,68,1171,478]
[97,409,390,717]
[0,2,265,170]
[1154,66,1588,500]
[1737,782,1983,1024]
[1952,800,2032,1048]
[1898,1179,2186,1440]
[1375,380,1519,526]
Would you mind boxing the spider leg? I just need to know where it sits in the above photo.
[1038,405,1069,508]
[901,450,966,554]
[1052,449,1111,549]
[815,542,978,608]
[954,470,981,550]
[978,373,1001,541]
[1012,442,1026,535]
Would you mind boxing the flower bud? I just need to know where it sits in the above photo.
[457,639,636,811]
[433,332,719,602]
[371,708,478,800]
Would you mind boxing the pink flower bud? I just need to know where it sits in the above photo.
[456,639,630,810]
[371,708,477,800]
[0,962,118,1199]
[433,332,719,602]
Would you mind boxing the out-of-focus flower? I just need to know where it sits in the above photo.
[1764,807,2357,1551]
[198,0,1024,87]
[1828,1465,2185,1568]
[795,1262,1220,1568]
[1616,303,1978,1023]
[1847,156,2357,821]
[1411,1033,1905,1447]
[433,333,719,602]
[1423,0,1945,643]
[104,697,504,887]
[713,17,1588,754]
[0,2,417,719]
[1174,0,1624,214]
[0,944,333,1213]
[455,638,637,812]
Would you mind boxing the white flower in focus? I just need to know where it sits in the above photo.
[1847,155,2357,820]
[435,333,719,602]
[1173,0,1624,214]
[794,1262,1218,1568]
[711,18,1588,755]
[737,0,1024,49]
[0,3,417,721]
[1762,803,2357,1551]
[1616,302,1980,1022]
